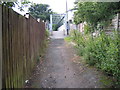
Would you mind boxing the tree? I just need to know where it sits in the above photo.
[0,0,30,11]
[74,2,120,32]
[28,4,52,21]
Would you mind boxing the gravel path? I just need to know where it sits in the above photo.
[25,38,109,88]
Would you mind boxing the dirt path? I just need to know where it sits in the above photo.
[25,37,111,88]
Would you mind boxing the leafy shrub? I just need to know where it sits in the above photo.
[70,30,120,87]
[84,24,93,34]
[46,29,49,37]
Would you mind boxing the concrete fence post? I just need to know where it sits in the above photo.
[0,5,2,89]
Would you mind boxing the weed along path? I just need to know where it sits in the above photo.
[25,31,112,88]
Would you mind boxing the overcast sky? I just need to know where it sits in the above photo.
[13,0,75,20]
[29,0,75,13]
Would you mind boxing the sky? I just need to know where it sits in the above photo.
[13,0,75,20]
[29,0,75,14]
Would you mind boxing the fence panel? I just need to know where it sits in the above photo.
[0,5,2,90]
[2,5,46,88]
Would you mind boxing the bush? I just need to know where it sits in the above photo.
[84,24,93,34]
[45,29,49,37]
[70,30,120,87]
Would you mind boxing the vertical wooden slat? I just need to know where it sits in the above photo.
[0,5,2,90]
[9,8,14,88]
[2,5,6,88]
[11,9,16,88]
[16,12,19,88]
[5,6,9,88]
[8,7,12,88]
[12,9,18,88]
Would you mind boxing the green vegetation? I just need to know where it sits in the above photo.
[69,30,120,87]
[52,23,63,31]
[29,4,52,21]
[0,0,30,11]
[64,36,72,42]
[73,2,120,87]
[100,76,113,87]
[45,29,50,37]
[29,4,63,30]
[52,13,64,31]
[74,2,120,32]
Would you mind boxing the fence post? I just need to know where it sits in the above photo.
[0,5,2,90]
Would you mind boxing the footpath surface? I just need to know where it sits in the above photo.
[25,31,111,88]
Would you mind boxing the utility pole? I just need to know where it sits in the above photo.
[66,0,68,21]
[66,0,69,35]
[50,14,53,35]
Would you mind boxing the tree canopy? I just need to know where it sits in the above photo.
[0,0,30,11]
[28,4,52,21]
[74,2,120,30]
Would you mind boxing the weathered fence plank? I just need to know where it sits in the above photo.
[0,5,2,90]
[2,5,46,88]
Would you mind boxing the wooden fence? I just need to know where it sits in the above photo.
[1,5,46,88]
[0,5,2,90]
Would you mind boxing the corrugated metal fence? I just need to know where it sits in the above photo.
[1,5,46,88]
